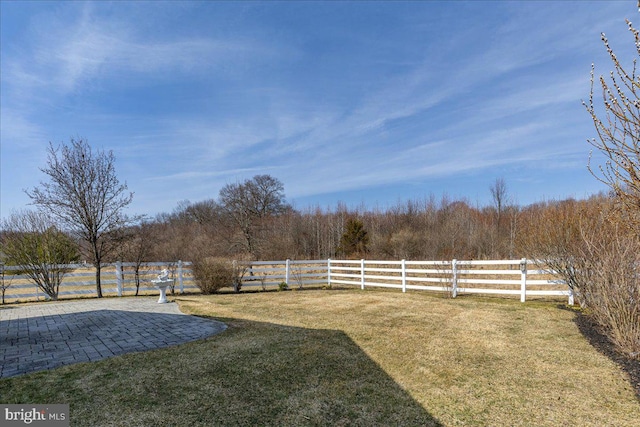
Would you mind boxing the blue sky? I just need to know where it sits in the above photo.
[1,1,637,218]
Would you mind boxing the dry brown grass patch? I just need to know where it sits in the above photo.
[179,289,640,426]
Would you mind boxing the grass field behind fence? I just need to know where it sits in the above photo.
[1,289,638,426]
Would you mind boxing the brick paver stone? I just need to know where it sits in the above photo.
[0,298,226,378]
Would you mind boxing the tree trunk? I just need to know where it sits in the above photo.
[95,265,103,298]
[135,268,140,296]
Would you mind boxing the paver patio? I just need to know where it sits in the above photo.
[0,297,227,378]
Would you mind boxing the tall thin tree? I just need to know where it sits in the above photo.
[26,138,135,297]
[490,177,508,230]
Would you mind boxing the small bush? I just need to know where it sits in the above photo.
[192,259,236,294]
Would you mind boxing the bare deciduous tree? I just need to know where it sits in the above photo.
[218,175,288,259]
[490,177,508,229]
[26,138,135,297]
[117,220,156,296]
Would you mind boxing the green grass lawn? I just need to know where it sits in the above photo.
[1,288,639,426]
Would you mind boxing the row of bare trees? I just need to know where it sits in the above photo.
[139,185,591,263]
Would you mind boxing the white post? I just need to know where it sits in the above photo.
[327,259,331,288]
[115,261,123,297]
[178,260,184,294]
[285,259,291,287]
[401,259,407,293]
[520,258,527,303]
[568,287,575,306]
[361,259,365,290]
[451,259,458,298]
[232,260,239,292]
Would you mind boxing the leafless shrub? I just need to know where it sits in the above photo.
[192,258,247,294]
[579,15,640,359]
[577,215,640,359]
[232,261,248,293]
[259,272,268,292]
[290,263,306,290]
[516,198,592,303]
[192,258,236,294]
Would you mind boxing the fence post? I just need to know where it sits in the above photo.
[327,259,331,288]
[361,259,365,290]
[115,261,123,297]
[232,260,239,292]
[401,259,407,293]
[568,287,575,306]
[178,260,184,294]
[520,258,527,303]
[451,259,458,298]
[285,259,291,287]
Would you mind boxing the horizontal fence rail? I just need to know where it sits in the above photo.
[238,258,573,304]
[0,261,197,303]
[0,259,573,305]
[238,260,329,291]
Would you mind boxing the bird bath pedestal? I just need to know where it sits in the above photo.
[152,269,173,303]
[152,279,172,303]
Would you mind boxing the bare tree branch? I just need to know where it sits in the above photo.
[584,20,640,229]
[25,138,137,297]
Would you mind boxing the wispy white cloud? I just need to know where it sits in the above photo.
[3,3,279,100]
[145,167,266,183]
[150,0,629,204]
[0,107,48,150]
[1,1,632,216]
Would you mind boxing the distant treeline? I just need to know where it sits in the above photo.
[133,180,609,264]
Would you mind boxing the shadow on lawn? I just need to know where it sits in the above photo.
[0,311,443,426]
[160,316,445,426]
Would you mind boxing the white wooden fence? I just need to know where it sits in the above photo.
[240,259,329,290]
[0,261,197,302]
[1,259,573,304]
[238,258,574,304]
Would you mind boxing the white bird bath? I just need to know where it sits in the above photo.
[152,269,172,303]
